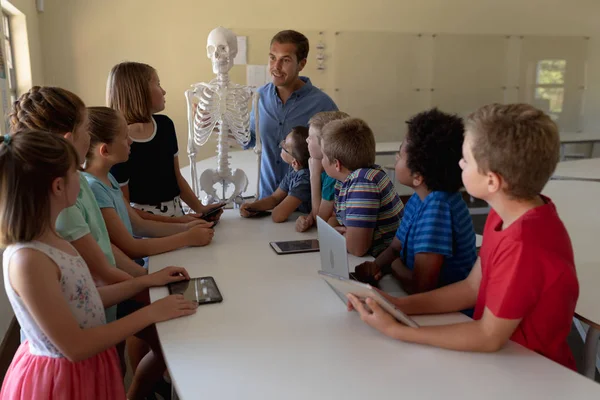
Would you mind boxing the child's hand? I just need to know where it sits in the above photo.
[147,294,198,323]
[355,261,382,281]
[295,214,314,232]
[347,288,395,311]
[374,287,404,309]
[185,226,214,246]
[239,203,256,218]
[145,266,190,287]
[346,294,399,337]
[185,219,214,230]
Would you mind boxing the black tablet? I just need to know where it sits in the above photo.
[245,208,272,218]
[202,203,226,219]
[168,277,223,305]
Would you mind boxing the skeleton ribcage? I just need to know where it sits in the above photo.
[192,84,252,147]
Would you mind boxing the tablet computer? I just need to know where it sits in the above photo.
[168,277,223,305]
[245,208,272,218]
[318,271,418,328]
[202,203,227,219]
[269,239,320,255]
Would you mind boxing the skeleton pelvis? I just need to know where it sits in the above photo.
[199,168,249,202]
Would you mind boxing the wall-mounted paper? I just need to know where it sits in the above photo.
[247,65,269,88]
[234,36,247,65]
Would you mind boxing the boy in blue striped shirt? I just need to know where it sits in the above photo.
[355,109,477,294]
[321,118,403,257]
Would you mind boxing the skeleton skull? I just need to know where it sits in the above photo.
[206,26,238,74]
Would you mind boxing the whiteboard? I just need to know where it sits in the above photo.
[332,31,588,137]
[431,34,508,116]
[333,32,428,142]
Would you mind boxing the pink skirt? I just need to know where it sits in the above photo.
[1,342,126,400]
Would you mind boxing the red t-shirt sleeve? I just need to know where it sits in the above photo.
[485,239,544,320]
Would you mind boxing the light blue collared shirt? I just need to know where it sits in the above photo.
[247,77,338,198]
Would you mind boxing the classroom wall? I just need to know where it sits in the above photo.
[0,0,44,349]
[36,0,600,165]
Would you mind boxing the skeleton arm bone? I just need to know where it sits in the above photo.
[185,88,200,195]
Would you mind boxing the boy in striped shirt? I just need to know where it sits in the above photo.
[355,109,477,294]
[320,118,403,257]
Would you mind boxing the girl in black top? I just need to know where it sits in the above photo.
[107,61,224,222]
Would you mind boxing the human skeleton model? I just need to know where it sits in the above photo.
[185,26,261,204]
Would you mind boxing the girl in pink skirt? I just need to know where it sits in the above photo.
[0,131,198,399]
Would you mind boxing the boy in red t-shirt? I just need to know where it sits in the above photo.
[347,103,579,370]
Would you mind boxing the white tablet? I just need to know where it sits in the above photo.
[269,239,320,255]
[319,271,419,328]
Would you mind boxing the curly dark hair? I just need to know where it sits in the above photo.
[404,108,465,192]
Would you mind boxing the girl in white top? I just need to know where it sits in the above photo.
[0,131,197,400]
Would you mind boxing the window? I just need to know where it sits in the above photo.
[534,59,566,120]
[2,12,17,105]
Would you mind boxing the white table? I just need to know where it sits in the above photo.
[375,134,600,159]
[374,134,600,159]
[543,180,600,378]
[149,211,600,399]
[475,234,483,248]
[559,132,600,160]
[376,141,401,156]
[552,158,600,182]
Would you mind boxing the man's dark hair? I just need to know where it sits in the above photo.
[271,30,309,61]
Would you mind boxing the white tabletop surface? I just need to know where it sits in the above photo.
[375,141,401,154]
[553,158,600,181]
[372,134,600,155]
[149,211,600,399]
[543,180,600,328]
[475,234,482,248]
[560,132,600,143]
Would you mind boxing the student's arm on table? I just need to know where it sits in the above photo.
[347,259,519,353]
[272,195,302,223]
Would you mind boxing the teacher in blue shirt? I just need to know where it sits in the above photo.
[247,30,338,199]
